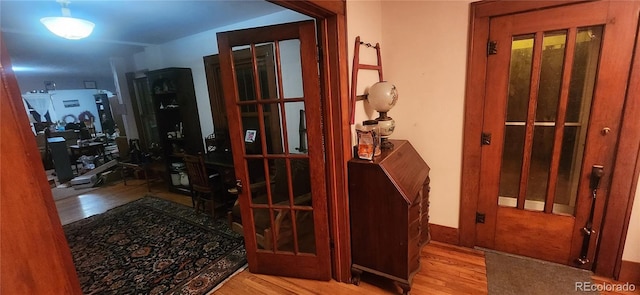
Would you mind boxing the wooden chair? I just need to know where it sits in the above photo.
[183,153,220,216]
[116,137,151,191]
[228,158,313,250]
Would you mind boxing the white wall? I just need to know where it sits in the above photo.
[48,89,103,132]
[346,0,640,263]
[23,89,105,132]
[133,10,310,145]
[383,0,470,229]
[347,0,383,143]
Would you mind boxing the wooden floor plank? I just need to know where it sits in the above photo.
[53,178,638,295]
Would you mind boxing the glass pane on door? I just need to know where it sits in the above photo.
[553,26,602,215]
[285,102,308,155]
[498,34,533,207]
[524,31,567,211]
[231,40,316,255]
[236,63,257,102]
[498,27,603,214]
[279,39,303,100]
[499,125,525,206]
[262,103,284,154]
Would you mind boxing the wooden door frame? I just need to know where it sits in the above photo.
[460,0,640,278]
[268,1,352,282]
[1,32,83,294]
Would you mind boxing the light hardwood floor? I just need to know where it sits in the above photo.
[54,178,638,295]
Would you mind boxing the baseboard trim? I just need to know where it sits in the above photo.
[429,223,459,245]
[619,260,640,284]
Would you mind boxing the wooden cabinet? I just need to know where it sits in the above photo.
[348,140,430,294]
[125,72,161,151]
[147,67,203,194]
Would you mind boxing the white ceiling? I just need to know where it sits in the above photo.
[1,0,286,83]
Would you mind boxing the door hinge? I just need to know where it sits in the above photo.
[317,45,323,62]
[487,40,497,55]
[481,132,492,145]
[476,212,486,224]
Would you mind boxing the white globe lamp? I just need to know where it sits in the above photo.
[367,81,398,149]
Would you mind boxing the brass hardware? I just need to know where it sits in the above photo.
[487,41,497,55]
[601,127,611,135]
[576,165,604,266]
[581,227,596,236]
[590,165,604,190]
[575,257,590,265]
[481,132,492,145]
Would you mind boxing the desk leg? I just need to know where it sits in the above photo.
[121,165,128,186]
[70,150,78,174]
[101,147,107,163]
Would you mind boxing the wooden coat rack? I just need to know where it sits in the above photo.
[350,36,384,124]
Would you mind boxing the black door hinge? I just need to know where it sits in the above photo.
[476,212,486,224]
[487,41,497,55]
[482,132,492,145]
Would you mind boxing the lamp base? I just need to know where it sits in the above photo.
[380,138,394,150]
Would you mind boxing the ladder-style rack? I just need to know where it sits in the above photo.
[350,36,384,124]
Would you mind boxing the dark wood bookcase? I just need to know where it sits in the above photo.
[147,67,203,195]
[348,140,431,294]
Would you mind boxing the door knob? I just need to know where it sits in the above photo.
[601,127,611,135]
[590,165,604,190]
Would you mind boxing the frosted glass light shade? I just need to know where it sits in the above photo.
[40,17,95,40]
[367,81,398,113]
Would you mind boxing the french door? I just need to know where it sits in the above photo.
[217,21,331,280]
[477,1,638,268]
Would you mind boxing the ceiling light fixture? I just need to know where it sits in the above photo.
[40,0,95,40]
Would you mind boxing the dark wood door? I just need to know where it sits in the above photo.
[217,20,331,280]
[477,1,639,269]
[0,33,82,294]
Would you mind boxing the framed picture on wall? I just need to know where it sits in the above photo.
[84,80,97,89]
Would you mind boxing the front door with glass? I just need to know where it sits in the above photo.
[476,1,638,268]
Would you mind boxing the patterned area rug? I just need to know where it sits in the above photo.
[64,196,246,294]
